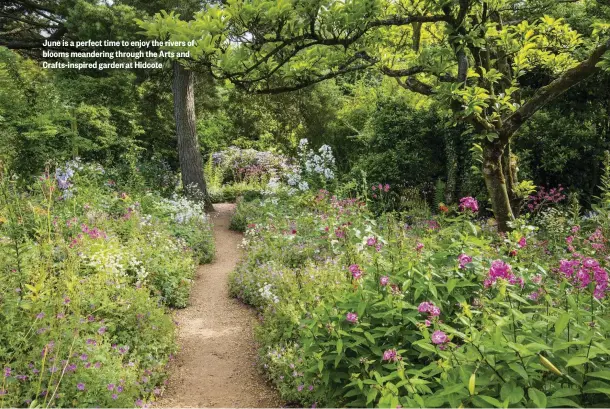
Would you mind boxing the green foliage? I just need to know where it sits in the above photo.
[230,190,610,408]
[0,160,214,406]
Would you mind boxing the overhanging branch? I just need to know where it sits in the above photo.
[500,38,610,142]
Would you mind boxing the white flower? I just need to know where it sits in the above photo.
[298,181,309,191]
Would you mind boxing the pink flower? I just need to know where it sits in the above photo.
[518,237,527,248]
[429,306,441,317]
[383,184,390,192]
[418,302,432,313]
[458,253,472,269]
[380,276,389,286]
[431,330,448,345]
[459,197,479,212]
[346,312,358,323]
[366,237,377,246]
[416,242,424,252]
[424,319,431,327]
[485,260,522,288]
[382,349,400,362]
[349,264,362,280]
[531,274,543,285]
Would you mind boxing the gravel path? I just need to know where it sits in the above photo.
[155,203,281,408]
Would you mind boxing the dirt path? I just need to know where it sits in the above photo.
[156,203,281,408]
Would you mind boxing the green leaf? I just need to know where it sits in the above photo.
[475,395,505,408]
[357,301,366,317]
[366,388,378,405]
[508,363,529,381]
[500,382,524,404]
[547,397,580,407]
[528,387,547,408]
[586,371,610,381]
[566,356,589,367]
[555,312,570,336]
[336,338,343,354]
[364,332,375,344]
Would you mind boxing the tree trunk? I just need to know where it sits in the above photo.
[444,132,457,204]
[172,60,214,212]
[501,143,522,217]
[412,22,422,52]
[482,141,514,232]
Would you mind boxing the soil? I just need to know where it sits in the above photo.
[155,203,282,408]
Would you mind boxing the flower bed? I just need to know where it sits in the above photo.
[230,190,610,408]
[0,161,214,407]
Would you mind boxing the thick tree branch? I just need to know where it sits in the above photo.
[394,76,434,95]
[381,65,427,77]
[250,62,375,94]
[368,14,449,28]
[500,39,610,142]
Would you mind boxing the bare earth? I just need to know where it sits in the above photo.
[156,203,282,408]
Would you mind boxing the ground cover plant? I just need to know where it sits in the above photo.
[229,179,610,408]
[0,160,214,407]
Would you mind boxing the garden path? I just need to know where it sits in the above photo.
[155,203,281,408]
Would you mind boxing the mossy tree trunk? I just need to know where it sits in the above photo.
[172,60,214,212]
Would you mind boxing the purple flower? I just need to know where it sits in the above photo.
[458,253,472,269]
[366,237,377,246]
[418,302,432,313]
[36,312,45,319]
[431,330,448,345]
[308,385,314,391]
[3,367,10,377]
[80,354,88,361]
[77,383,85,391]
[380,276,389,286]
[429,306,441,317]
[112,394,118,400]
[349,264,362,280]
[382,349,400,362]
[346,312,358,323]
[107,383,115,391]
[98,326,107,335]
[459,196,479,212]
[297,384,304,392]
[485,260,522,288]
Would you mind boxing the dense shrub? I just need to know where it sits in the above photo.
[230,190,610,408]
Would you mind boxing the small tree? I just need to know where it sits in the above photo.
[139,0,610,230]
